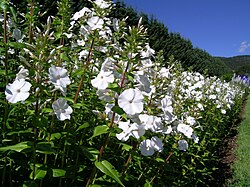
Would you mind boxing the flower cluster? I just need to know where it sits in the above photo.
[5,64,72,120]
[232,73,250,87]
[68,2,243,156]
[3,0,245,158]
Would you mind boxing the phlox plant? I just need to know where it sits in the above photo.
[0,0,245,186]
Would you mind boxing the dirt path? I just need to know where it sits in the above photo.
[214,95,248,186]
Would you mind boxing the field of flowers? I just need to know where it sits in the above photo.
[0,0,247,186]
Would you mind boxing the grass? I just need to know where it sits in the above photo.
[228,94,250,186]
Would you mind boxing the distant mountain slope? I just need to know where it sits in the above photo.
[215,55,250,75]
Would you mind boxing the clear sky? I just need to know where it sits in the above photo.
[115,0,250,57]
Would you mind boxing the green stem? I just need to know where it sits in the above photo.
[3,3,8,85]
[1,157,7,187]
[74,38,95,104]
[33,127,37,181]
[86,111,116,186]
[9,158,12,187]
[3,1,9,137]
[86,51,133,186]
[59,139,67,187]
[28,0,34,44]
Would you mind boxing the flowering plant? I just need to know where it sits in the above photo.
[0,0,245,186]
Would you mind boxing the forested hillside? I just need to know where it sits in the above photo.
[111,1,232,77]
[216,55,250,75]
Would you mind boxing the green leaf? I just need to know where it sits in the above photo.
[107,83,121,93]
[72,69,83,77]
[143,180,153,187]
[36,142,56,154]
[52,169,66,177]
[0,69,5,75]
[9,6,17,22]
[7,128,33,136]
[22,181,38,187]
[0,1,8,10]
[120,143,132,151]
[80,146,99,161]
[0,141,32,152]
[50,133,62,141]
[95,160,124,187]
[29,169,47,180]
[155,158,165,163]
[76,122,90,132]
[8,42,26,49]
[42,108,53,114]
[63,97,74,104]
[111,106,125,115]
[90,125,109,139]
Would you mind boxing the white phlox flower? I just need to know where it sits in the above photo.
[197,103,204,110]
[209,94,216,100]
[13,28,22,41]
[5,79,32,103]
[151,136,163,152]
[52,98,73,121]
[140,58,153,68]
[186,116,196,126]
[0,14,3,22]
[87,16,104,31]
[191,133,199,143]
[141,44,155,58]
[15,66,29,80]
[96,89,113,101]
[113,18,119,31]
[142,115,164,133]
[98,25,112,40]
[134,74,151,94]
[63,32,73,38]
[77,39,85,46]
[101,57,115,71]
[91,70,114,90]
[162,125,173,134]
[130,123,145,139]
[116,120,145,141]
[79,49,89,60]
[79,25,89,39]
[118,88,144,115]
[72,7,91,21]
[139,139,155,156]
[178,140,188,151]
[159,67,170,78]
[94,0,111,9]
[162,110,176,124]
[105,103,120,123]
[221,109,226,114]
[139,136,163,156]
[138,114,153,130]
[116,121,132,141]
[161,95,174,114]
[8,48,15,54]
[49,66,71,94]
[177,123,193,138]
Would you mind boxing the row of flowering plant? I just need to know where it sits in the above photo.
[0,0,245,186]
[232,73,250,87]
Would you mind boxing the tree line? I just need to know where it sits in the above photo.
[10,0,233,77]
[112,1,232,78]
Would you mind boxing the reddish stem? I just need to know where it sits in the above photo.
[74,38,95,104]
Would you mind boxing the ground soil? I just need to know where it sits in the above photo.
[213,96,248,187]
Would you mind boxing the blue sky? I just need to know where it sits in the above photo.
[115,0,250,57]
